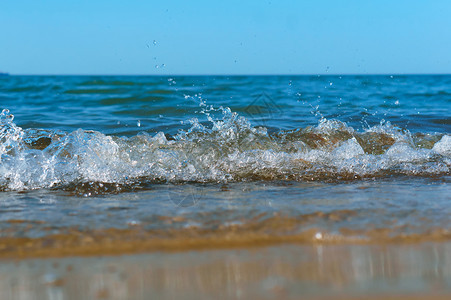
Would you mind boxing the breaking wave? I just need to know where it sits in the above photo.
[0,107,449,194]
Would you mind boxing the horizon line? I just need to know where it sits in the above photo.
[3,72,451,77]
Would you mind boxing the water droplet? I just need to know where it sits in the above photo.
[153,40,157,46]
[155,65,159,69]
[395,100,399,105]
[137,120,141,127]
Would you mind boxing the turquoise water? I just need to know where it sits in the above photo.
[0,75,449,241]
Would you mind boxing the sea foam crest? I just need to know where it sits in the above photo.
[0,107,449,193]
[432,135,451,156]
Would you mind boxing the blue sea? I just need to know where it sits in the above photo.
[0,74,450,236]
[0,75,450,297]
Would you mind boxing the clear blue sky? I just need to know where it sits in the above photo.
[1,0,450,75]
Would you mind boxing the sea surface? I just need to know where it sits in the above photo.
[0,75,450,297]
[0,75,450,247]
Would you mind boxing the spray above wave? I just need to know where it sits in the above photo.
[0,107,449,193]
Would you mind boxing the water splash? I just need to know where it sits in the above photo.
[0,107,449,194]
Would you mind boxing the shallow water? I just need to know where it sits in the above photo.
[0,178,449,246]
[0,75,450,252]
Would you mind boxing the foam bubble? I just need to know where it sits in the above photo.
[331,137,365,160]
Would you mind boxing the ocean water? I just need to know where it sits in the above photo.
[0,75,450,250]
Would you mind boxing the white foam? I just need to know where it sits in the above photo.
[385,142,430,163]
[432,135,451,156]
[332,137,365,160]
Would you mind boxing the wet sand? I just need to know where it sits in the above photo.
[1,218,451,259]
[1,243,450,299]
